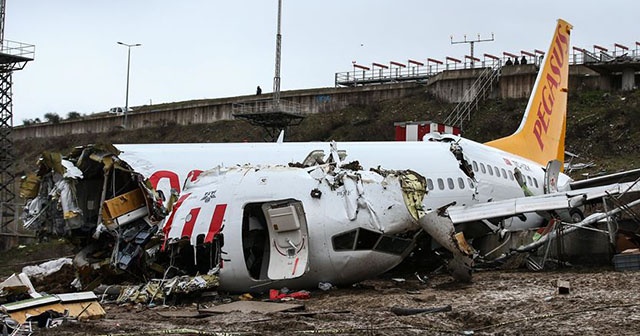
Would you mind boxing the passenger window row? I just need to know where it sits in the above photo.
[471,160,539,188]
[426,177,475,191]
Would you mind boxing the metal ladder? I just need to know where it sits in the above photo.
[444,63,501,130]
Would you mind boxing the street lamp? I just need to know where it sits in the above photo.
[117,41,141,128]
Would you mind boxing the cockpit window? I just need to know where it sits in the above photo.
[355,229,381,250]
[332,229,357,251]
[332,228,414,255]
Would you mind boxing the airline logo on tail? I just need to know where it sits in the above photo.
[486,19,573,168]
[531,22,570,151]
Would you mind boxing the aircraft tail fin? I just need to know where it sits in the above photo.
[485,19,573,168]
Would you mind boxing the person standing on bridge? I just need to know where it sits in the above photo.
[256,86,262,95]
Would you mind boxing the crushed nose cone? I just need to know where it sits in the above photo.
[418,210,474,282]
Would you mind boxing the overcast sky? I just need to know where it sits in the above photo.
[6,1,639,124]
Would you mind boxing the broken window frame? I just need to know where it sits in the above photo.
[331,228,413,256]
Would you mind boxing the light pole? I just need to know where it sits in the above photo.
[117,41,141,128]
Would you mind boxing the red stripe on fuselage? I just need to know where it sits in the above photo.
[161,193,191,251]
[181,207,201,239]
[205,204,227,243]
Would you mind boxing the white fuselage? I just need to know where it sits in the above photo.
[118,136,569,216]
[116,137,572,290]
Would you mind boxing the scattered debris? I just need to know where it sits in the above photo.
[269,289,311,301]
[391,278,406,285]
[557,280,571,295]
[613,250,640,271]
[318,282,332,291]
[0,290,105,334]
[106,274,220,305]
[21,258,72,280]
[0,273,41,303]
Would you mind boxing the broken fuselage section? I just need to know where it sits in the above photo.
[162,161,426,291]
[20,145,168,286]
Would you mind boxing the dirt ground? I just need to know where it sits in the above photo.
[33,267,639,336]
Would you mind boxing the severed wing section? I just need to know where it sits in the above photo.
[446,181,640,225]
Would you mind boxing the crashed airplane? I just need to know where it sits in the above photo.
[18,19,640,292]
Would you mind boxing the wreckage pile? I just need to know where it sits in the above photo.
[19,145,174,289]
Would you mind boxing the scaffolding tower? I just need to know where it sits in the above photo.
[0,0,35,245]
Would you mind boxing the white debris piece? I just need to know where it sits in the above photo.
[22,258,72,279]
[61,160,83,179]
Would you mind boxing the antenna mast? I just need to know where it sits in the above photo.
[451,33,494,68]
[0,0,5,43]
[272,0,282,104]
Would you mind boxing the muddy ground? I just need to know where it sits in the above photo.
[34,267,639,336]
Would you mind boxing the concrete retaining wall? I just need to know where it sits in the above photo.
[13,64,614,140]
[13,83,420,140]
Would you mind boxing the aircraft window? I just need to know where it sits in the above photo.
[458,177,465,189]
[501,168,507,179]
[468,178,475,188]
[427,179,434,191]
[508,170,514,180]
[375,235,413,255]
[332,230,357,251]
[472,161,478,172]
[480,163,486,174]
[437,178,445,190]
[494,166,500,177]
[355,228,381,250]
[447,178,455,190]
[487,165,494,176]
[533,178,539,188]
[527,176,533,186]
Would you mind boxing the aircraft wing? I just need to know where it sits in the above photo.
[569,168,640,190]
[446,181,640,224]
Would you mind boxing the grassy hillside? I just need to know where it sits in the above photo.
[14,88,640,179]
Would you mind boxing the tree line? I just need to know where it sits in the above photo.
[22,111,83,125]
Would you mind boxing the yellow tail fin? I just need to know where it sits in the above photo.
[485,19,573,168]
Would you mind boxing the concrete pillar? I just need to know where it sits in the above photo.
[621,68,635,91]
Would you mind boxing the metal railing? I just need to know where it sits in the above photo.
[335,43,640,87]
[335,65,436,87]
[232,98,305,116]
[571,48,640,65]
[0,40,35,60]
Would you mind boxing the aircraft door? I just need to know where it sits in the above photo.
[261,200,309,280]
